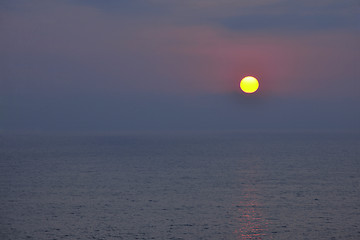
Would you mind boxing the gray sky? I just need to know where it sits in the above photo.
[1,0,359,132]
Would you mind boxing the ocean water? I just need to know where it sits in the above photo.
[0,132,359,240]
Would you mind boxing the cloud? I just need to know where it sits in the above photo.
[1,0,359,98]
[69,0,359,32]
[221,13,358,32]
[1,0,359,132]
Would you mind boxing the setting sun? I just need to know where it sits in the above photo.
[240,76,259,93]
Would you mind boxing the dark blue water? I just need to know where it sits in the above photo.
[1,132,359,239]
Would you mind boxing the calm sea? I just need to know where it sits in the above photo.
[0,132,359,240]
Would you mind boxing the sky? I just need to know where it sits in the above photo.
[1,0,359,132]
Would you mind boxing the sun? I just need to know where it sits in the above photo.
[240,76,259,93]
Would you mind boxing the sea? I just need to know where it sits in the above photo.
[0,131,359,240]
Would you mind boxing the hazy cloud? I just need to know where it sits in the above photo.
[1,0,359,132]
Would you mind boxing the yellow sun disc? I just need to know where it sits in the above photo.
[240,76,259,93]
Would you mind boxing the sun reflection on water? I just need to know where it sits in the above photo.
[234,188,269,239]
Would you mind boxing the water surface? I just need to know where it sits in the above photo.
[1,132,359,239]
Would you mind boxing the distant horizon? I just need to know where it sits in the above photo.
[2,91,359,132]
[2,128,359,136]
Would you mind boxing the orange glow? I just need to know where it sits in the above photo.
[240,76,259,93]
